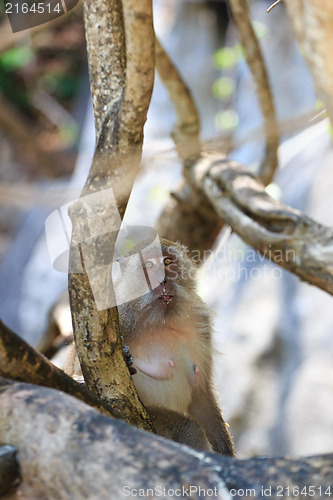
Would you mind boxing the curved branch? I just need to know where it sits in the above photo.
[155,39,224,257]
[266,0,283,14]
[122,1,155,138]
[155,38,201,161]
[156,0,281,256]
[229,0,280,185]
[188,154,333,295]
[84,1,125,142]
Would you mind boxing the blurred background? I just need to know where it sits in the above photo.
[0,0,332,458]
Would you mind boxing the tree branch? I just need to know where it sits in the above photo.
[228,0,280,185]
[1,379,332,499]
[155,23,331,294]
[155,0,281,257]
[155,38,201,162]
[155,38,224,258]
[0,319,121,419]
[68,0,155,430]
[266,0,283,14]
[187,154,333,295]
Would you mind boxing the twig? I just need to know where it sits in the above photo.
[266,0,283,14]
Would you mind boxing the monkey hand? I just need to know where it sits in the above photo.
[123,345,137,375]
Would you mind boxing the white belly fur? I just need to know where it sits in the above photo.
[129,324,206,413]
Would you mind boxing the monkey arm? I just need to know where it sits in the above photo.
[188,385,235,456]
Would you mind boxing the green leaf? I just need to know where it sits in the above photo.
[0,46,34,71]
[41,73,79,100]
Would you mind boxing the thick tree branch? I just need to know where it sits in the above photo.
[122,1,155,142]
[1,379,332,500]
[0,319,122,419]
[68,0,154,431]
[156,27,331,293]
[228,0,280,185]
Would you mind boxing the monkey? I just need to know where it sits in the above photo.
[65,237,235,456]
[147,405,212,451]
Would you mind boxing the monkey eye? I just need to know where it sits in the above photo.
[164,257,172,266]
[144,260,154,269]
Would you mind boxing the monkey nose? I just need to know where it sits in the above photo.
[157,270,166,284]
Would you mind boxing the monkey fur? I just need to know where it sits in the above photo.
[65,238,235,456]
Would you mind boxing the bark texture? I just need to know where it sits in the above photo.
[0,320,121,419]
[1,379,332,500]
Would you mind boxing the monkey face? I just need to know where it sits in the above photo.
[116,238,198,329]
[142,253,178,308]
[140,241,197,314]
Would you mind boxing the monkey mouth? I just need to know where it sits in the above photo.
[155,284,174,305]
[159,294,173,302]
